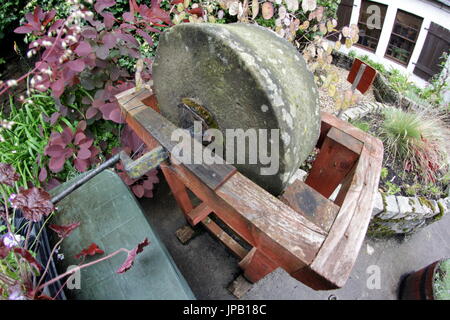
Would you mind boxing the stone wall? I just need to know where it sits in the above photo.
[337,101,450,236]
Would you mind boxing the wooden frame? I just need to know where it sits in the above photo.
[116,87,383,291]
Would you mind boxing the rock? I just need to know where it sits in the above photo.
[372,192,384,217]
[377,195,399,219]
[395,196,413,219]
[153,23,320,195]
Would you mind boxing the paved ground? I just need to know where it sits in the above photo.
[140,177,450,300]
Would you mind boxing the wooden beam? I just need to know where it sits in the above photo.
[186,202,213,226]
[201,217,248,260]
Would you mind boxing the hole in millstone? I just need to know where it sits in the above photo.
[177,98,220,146]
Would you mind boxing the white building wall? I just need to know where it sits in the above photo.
[336,0,450,87]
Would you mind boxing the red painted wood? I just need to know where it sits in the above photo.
[347,58,377,94]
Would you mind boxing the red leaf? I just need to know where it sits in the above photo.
[77,148,92,160]
[102,12,115,29]
[0,163,20,186]
[11,187,54,222]
[14,25,34,34]
[49,222,80,238]
[74,41,92,57]
[49,156,66,173]
[14,248,43,272]
[188,8,204,16]
[116,238,150,273]
[66,59,85,72]
[38,167,47,182]
[75,243,104,259]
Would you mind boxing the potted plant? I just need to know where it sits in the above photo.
[399,258,450,300]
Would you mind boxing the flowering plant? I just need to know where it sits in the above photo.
[0,162,149,300]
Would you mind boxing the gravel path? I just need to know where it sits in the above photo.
[318,64,376,113]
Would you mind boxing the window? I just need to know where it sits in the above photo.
[357,1,387,51]
[385,10,423,65]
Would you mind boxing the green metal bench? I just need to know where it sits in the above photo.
[50,169,195,300]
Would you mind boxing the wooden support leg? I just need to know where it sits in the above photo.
[175,225,198,245]
[238,247,278,283]
[161,164,193,216]
[228,275,253,299]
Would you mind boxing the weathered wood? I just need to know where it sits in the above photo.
[175,225,197,245]
[305,134,359,199]
[303,146,383,289]
[327,127,364,155]
[201,217,248,260]
[121,99,236,191]
[239,248,279,283]
[228,275,253,299]
[187,202,213,226]
[280,180,340,232]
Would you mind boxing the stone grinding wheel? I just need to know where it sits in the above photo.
[153,23,320,195]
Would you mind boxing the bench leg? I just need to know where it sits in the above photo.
[238,247,278,283]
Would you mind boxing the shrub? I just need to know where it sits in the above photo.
[380,107,449,183]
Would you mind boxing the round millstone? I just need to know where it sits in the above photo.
[153,23,320,195]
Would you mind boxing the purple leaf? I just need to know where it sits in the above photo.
[38,167,47,182]
[116,238,150,273]
[66,59,85,72]
[132,184,144,198]
[123,12,134,23]
[74,158,89,172]
[77,120,87,131]
[0,163,20,186]
[102,33,117,49]
[86,107,99,119]
[74,41,92,57]
[94,0,116,13]
[11,187,54,223]
[49,156,66,173]
[77,148,92,160]
[109,108,123,123]
[61,126,74,145]
[74,132,87,145]
[14,248,43,272]
[14,25,34,34]
[96,45,110,60]
[49,222,80,239]
[136,29,153,46]
[81,27,98,39]
[102,12,115,29]
[50,112,61,125]
[45,145,65,157]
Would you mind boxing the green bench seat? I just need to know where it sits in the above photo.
[50,169,195,300]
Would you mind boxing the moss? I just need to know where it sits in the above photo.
[433,202,446,222]
[418,196,436,212]
[380,192,387,212]
[367,218,397,238]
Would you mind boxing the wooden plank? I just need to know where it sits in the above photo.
[305,146,383,289]
[305,135,359,199]
[161,163,193,215]
[327,127,363,155]
[168,161,326,274]
[280,180,340,233]
[201,217,248,260]
[186,202,213,226]
[120,100,236,191]
[238,248,279,283]
[319,112,383,156]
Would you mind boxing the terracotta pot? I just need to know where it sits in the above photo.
[399,260,442,300]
